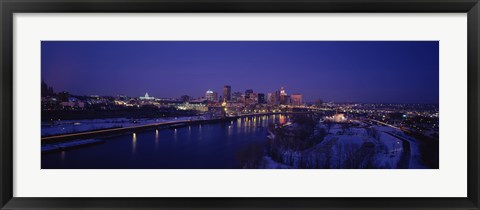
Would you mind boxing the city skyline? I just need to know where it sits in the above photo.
[42,82,439,105]
[42,41,439,103]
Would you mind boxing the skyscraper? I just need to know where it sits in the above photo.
[232,92,243,103]
[250,93,258,104]
[267,93,274,105]
[223,85,231,101]
[258,93,266,104]
[245,89,253,99]
[274,90,281,105]
[291,94,303,106]
[280,87,287,96]
[279,87,288,105]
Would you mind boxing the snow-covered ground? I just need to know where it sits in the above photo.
[269,123,427,169]
[373,125,427,168]
[372,131,403,168]
[316,126,401,168]
[41,116,207,136]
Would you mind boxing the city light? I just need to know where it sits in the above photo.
[41,41,439,170]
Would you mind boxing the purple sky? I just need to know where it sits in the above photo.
[41,41,438,103]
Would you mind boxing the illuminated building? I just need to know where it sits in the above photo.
[291,93,303,106]
[267,93,274,105]
[232,92,243,103]
[222,85,231,101]
[258,93,266,104]
[274,90,281,105]
[60,97,85,109]
[205,89,218,101]
[139,92,155,100]
[245,89,253,99]
[177,102,208,112]
[280,87,287,96]
[245,97,254,106]
[325,112,348,123]
[333,113,347,122]
[279,87,289,105]
[244,89,254,105]
[250,93,258,104]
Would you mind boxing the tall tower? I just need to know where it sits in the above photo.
[245,89,253,99]
[222,85,231,101]
[244,89,254,106]
[280,87,288,105]
[280,87,287,96]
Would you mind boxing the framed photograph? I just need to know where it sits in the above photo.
[1,0,479,209]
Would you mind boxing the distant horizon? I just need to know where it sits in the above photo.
[42,41,439,104]
[42,82,439,105]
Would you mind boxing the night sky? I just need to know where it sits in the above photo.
[41,41,439,104]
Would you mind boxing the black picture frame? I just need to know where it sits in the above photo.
[1,0,479,209]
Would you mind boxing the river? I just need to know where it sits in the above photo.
[41,114,289,169]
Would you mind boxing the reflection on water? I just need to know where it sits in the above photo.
[174,128,177,141]
[42,114,290,169]
[61,151,65,165]
[132,133,137,155]
[279,115,286,125]
[155,129,159,151]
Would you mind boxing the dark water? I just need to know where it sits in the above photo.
[42,115,288,169]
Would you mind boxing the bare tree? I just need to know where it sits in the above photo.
[325,121,334,133]
[366,127,381,142]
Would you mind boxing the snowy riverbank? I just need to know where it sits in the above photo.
[41,116,207,136]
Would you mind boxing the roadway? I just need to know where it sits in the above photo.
[385,131,411,169]
[367,119,413,169]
